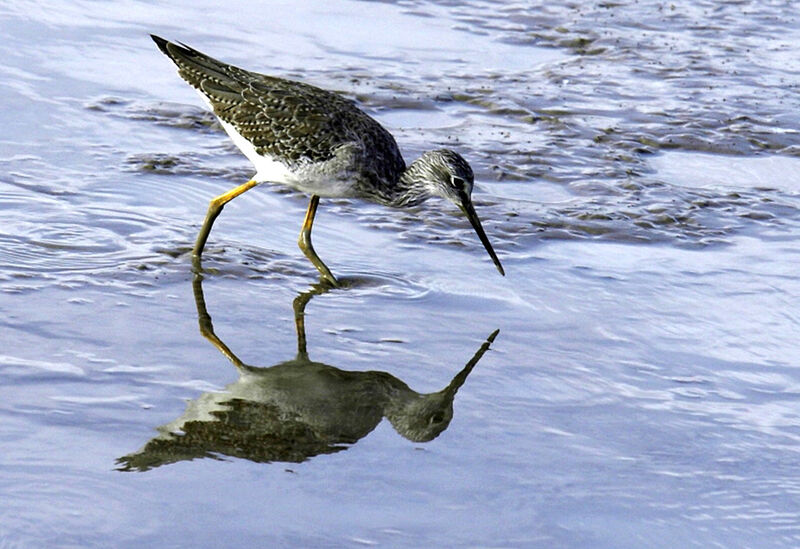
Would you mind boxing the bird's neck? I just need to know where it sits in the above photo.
[391,159,434,207]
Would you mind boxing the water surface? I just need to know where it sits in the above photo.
[1,0,799,547]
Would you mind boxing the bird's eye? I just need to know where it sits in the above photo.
[452,177,465,189]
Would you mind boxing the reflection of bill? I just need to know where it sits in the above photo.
[116,278,498,472]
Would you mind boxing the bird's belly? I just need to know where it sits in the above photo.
[217,119,295,183]
[290,176,356,198]
[218,118,355,198]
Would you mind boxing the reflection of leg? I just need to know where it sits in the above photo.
[298,195,339,287]
[191,274,245,369]
[292,282,333,358]
[193,179,259,270]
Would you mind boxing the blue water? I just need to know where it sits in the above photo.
[1,1,799,547]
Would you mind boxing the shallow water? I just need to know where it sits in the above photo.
[1,0,799,547]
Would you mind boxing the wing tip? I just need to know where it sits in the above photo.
[150,33,170,55]
[150,34,197,63]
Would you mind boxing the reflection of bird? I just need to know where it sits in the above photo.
[151,35,504,286]
[116,277,498,471]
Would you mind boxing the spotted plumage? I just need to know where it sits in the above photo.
[151,35,504,285]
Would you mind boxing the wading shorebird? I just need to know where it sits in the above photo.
[151,35,504,286]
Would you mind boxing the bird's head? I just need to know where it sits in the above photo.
[409,149,504,276]
[415,148,476,203]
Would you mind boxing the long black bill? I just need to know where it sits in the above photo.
[459,193,505,276]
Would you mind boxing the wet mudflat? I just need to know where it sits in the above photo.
[1,1,799,547]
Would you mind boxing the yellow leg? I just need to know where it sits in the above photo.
[193,179,258,269]
[298,195,339,287]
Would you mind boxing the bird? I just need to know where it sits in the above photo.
[150,35,504,286]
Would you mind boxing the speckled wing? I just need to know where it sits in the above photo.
[151,35,405,184]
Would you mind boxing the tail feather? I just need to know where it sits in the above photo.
[149,34,172,56]
[150,34,240,91]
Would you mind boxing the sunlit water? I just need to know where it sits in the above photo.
[1,0,799,547]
